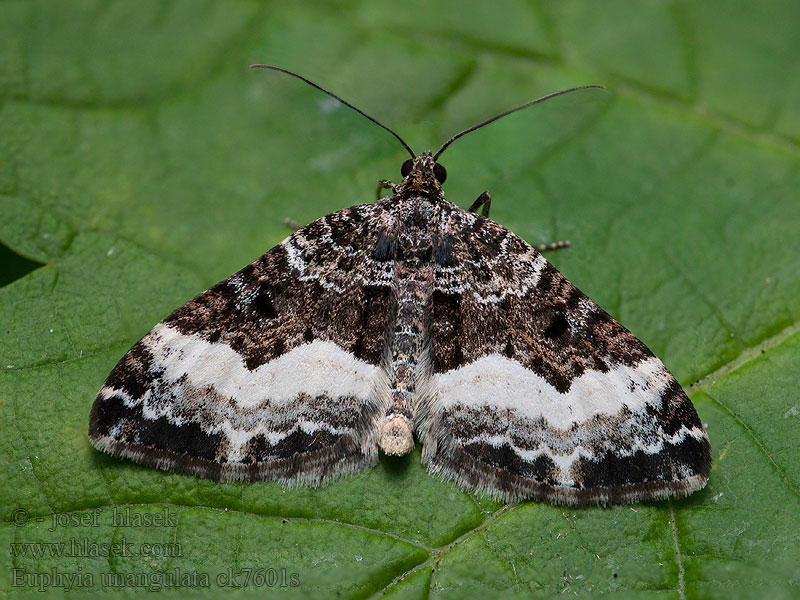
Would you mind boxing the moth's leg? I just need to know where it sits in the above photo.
[284,217,303,231]
[376,179,397,200]
[468,191,491,217]
[469,191,569,251]
[534,239,570,251]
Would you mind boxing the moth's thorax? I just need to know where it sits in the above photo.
[397,174,441,198]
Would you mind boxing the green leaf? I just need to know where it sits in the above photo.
[2,1,799,598]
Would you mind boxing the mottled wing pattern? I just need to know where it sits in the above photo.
[419,208,711,504]
[89,204,393,484]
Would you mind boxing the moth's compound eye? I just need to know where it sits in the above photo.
[401,159,413,178]
[433,162,447,183]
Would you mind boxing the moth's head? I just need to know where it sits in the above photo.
[399,151,447,192]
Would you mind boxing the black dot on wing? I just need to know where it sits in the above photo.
[253,286,277,319]
[544,313,569,339]
[375,231,397,261]
[503,336,514,358]
[434,235,456,267]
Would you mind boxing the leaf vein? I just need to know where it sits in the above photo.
[705,391,800,499]
[669,502,687,600]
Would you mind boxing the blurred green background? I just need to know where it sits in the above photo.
[1,1,799,598]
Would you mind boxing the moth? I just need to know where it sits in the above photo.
[89,65,711,505]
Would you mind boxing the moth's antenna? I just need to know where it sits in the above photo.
[433,84,605,161]
[251,64,417,160]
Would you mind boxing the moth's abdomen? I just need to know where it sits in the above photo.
[378,211,435,455]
